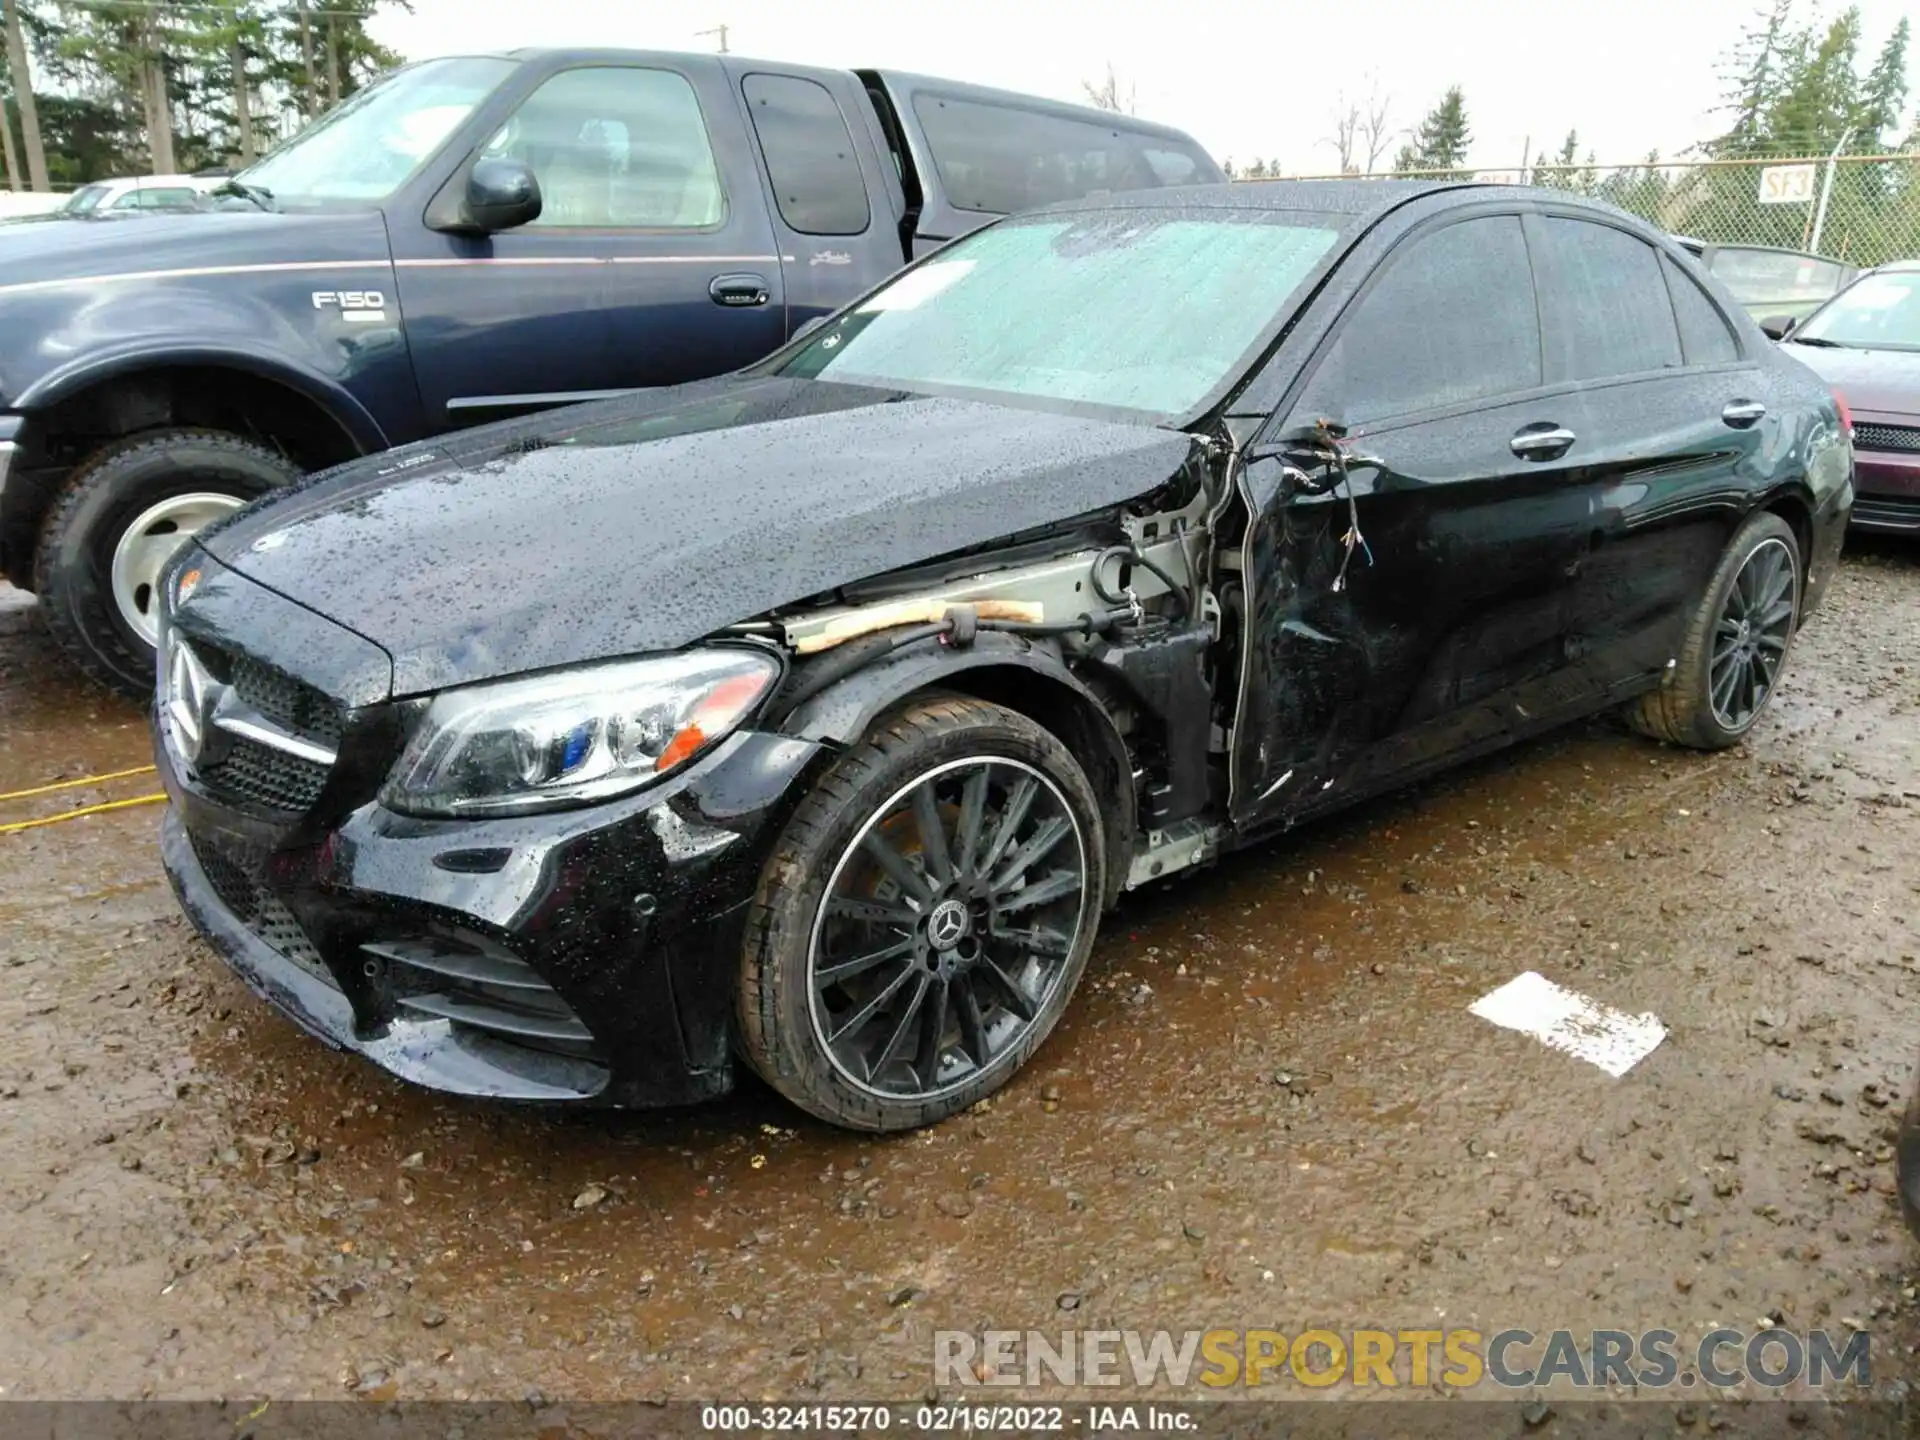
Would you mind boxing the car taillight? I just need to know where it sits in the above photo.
[1832,389,1854,440]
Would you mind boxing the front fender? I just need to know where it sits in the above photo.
[19,342,391,455]
[776,632,1137,906]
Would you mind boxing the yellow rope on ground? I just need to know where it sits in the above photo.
[0,765,158,804]
[0,793,167,835]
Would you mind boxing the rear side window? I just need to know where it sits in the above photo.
[1300,215,1541,425]
[1662,255,1740,366]
[1535,217,1682,381]
[743,73,871,236]
[910,92,1219,214]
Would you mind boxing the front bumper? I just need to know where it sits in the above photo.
[1850,449,1920,534]
[159,726,825,1107]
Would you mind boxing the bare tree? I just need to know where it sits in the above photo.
[2,0,48,191]
[1358,85,1397,173]
[1082,62,1136,115]
[1325,80,1397,176]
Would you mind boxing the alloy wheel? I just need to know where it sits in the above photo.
[807,756,1089,1100]
[109,492,246,646]
[1709,536,1796,732]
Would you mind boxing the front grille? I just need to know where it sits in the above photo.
[189,833,335,986]
[169,638,345,815]
[199,737,332,812]
[1855,422,1920,454]
[230,655,345,749]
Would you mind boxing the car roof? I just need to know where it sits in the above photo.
[481,49,1204,141]
[1869,258,1920,274]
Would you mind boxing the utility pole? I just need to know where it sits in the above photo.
[2,0,48,191]
[696,23,730,54]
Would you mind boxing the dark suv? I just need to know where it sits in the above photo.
[156,182,1853,1131]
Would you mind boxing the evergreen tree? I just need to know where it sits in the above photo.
[1764,7,1863,154]
[1715,0,1797,155]
[1407,86,1471,173]
[1852,17,1909,145]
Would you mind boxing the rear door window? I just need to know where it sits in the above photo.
[910,92,1218,214]
[1535,216,1683,382]
[1662,255,1740,366]
[743,73,871,236]
[1299,214,1542,425]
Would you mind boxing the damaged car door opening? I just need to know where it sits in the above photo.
[154,180,1855,1133]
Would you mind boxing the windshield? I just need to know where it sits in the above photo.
[1793,270,1920,351]
[778,210,1341,420]
[239,56,517,205]
[63,185,108,214]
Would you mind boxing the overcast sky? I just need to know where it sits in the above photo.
[368,0,1917,173]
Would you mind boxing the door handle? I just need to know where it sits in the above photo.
[1510,423,1577,460]
[1721,399,1767,428]
[709,272,770,307]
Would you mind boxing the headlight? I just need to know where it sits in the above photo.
[381,648,779,818]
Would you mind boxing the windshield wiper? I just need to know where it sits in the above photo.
[213,178,278,212]
[1788,334,1848,348]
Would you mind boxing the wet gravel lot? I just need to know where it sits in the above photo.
[0,540,1916,1409]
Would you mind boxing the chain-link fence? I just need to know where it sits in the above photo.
[1258,154,1920,268]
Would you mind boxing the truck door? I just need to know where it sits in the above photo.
[734,69,909,331]
[391,58,786,430]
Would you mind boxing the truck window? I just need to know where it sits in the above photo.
[910,93,1218,215]
[485,67,726,229]
[742,73,871,236]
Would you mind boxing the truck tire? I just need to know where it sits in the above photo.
[33,429,299,698]
[738,695,1105,1132]
[1626,510,1800,751]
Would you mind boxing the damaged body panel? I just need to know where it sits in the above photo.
[155,182,1852,1130]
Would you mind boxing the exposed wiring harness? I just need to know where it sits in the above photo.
[778,602,1136,712]
[1091,543,1190,620]
[1294,419,1381,594]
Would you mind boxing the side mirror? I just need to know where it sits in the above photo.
[462,158,542,234]
[1759,314,1797,341]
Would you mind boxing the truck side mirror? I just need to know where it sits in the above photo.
[1759,314,1797,341]
[465,158,542,233]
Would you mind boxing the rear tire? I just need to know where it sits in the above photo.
[738,695,1106,1132]
[33,429,298,698]
[1627,510,1800,751]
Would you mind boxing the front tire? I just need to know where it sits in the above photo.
[738,696,1106,1132]
[1628,510,1800,750]
[33,429,299,697]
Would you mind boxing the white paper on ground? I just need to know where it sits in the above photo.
[1469,970,1667,1077]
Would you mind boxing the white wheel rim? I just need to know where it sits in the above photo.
[109,492,247,646]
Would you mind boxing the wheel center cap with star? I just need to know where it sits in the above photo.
[926,898,971,951]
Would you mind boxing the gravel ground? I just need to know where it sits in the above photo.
[0,538,1915,1415]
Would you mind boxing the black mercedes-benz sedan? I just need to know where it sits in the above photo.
[154,181,1853,1132]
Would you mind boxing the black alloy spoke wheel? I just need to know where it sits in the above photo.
[1627,509,1801,751]
[738,696,1105,1132]
[810,756,1085,1099]
[1707,536,1795,731]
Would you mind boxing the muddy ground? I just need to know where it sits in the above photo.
[0,543,1916,1411]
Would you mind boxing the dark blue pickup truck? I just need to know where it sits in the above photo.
[0,49,1220,694]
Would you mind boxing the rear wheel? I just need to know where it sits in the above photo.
[1628,510,1800,750]
[738,696,1105,1132]
[33,429,298,697]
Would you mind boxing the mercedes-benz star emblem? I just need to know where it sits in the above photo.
[165,636,216,765]
[926,898,970,951]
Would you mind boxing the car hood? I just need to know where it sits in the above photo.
[0,208,391,290]
[1782,341,1920,418]
[198,377,1196,697]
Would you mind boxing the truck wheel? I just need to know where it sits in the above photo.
[739,696,1105,1132]
[1627,510,1800,751]
[33,429,299,697]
